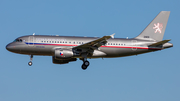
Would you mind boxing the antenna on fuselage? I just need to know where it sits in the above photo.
[33,33,35,35]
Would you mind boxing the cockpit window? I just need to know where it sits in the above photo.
[13,39,23,42]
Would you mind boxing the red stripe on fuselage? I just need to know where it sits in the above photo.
[34,43,162,50]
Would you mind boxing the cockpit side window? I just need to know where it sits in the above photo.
[13,39,23,42]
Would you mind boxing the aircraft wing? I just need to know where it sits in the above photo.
[73,33,115,50]
[148,39,171,47]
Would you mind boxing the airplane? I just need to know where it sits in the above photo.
[6,11,173,70]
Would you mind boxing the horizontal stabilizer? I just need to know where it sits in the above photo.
[148,39,171,47]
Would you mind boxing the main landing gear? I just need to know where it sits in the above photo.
[28,55,33,66]
[81,58,90,70]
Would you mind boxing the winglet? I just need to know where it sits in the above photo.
[110,33,115,39]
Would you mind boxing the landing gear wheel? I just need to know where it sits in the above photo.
[28,54,33,66]
[81,64,87,70]
[81,60,90,70]
[28,61,32,66]
[84,61,89,66]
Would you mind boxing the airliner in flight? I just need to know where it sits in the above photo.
[6,11,173,70]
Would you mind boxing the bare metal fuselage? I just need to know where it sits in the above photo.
[6,35,172,58]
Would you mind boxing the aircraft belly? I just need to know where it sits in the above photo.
[34,45,53,55]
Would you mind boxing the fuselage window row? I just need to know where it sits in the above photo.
[36,40,126,46]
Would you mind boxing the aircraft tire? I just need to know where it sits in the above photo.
[81,64,87,70]
[84,61,90,66]
[28,61,32,66]
[81,61,89,70]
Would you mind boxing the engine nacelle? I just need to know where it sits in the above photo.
[55,49,73,60]
[52,56,77,64]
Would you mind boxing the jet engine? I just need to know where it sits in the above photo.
[52,56,77,64]
[54,49,74,60]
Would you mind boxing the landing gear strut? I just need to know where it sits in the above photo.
[28,55,33,66]
[81,58,90,70]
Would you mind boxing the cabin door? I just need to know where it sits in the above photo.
[132,40,137,51]
[28,36,34,46]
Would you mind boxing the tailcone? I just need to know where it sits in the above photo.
[163,43,173,49]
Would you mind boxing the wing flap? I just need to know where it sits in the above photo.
[73,33,115,49]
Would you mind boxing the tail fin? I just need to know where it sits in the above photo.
[135,11,170,41]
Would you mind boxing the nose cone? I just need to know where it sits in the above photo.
[6,43,15,52]
[6,43,22,54]
[6,44,11,51]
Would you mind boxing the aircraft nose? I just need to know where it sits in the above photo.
[6,43,14,51]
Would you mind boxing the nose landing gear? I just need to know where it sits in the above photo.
[28,55,33,66]
[28,61,32,66]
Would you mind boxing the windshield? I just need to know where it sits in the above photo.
[13,39,22,42]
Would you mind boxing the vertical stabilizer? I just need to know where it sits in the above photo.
[135,11,170,41]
